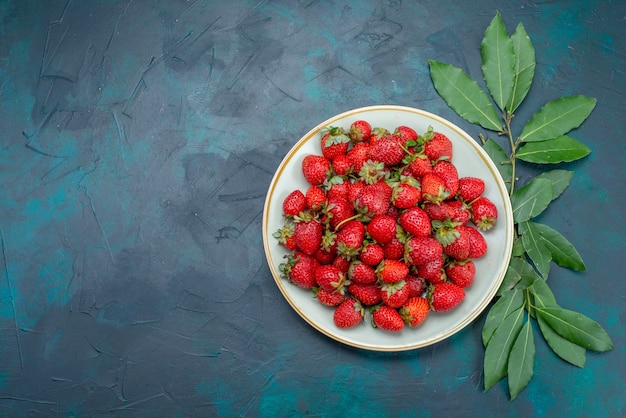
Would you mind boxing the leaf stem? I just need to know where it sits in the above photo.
[504,111,518,196]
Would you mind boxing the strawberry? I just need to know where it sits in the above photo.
[405,236,443,266]
[333,298,365,328]
[408,153,433,178]
[326,180,350,202]
[423,201,453,222]
[376,259,409,283]
[282,189,306,217]
[359,242,384,266]
[380,280,410,309]
[447,200,471,225]
[358,160,387,184]
[305,186,326,212]
[423,128,453,162]
[366,215,397,244]
[398,206,431,237]
[429,282,465,312]
[294,219,323,255]
[332,255,352,273]
[335,220,365,259]
[446,259,476,288]
[315,264,347,292]
[314,246,336,264]
[405,274,427,297]
[302,154,331,186]
[348,283,382,306]
[346,142,371,173]
[382,236,405,260]
[371,304,404,331]
[368,134,405,166]
[348,180,366,203]
[349,120,372,143]
[438,224,471,261]
[326,197,354,230]
[391,183,421,209]
[394,125,418,143]
[415,255,446,284]
[420,172,450,204]
[279,253,319,289]
[471,196,498,231]
[369,127,389,145]
[332,154,352,176]
[399,296,430,327]
[273,223,297,251]
[320,126,350,161]
[315,287,346,306]
[433,160,459,197]
[355,182,392,218]
[457,177,485,202]
[465,225,488,258]
[348,261,377,284]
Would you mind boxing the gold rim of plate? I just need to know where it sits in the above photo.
[262,105,514,352]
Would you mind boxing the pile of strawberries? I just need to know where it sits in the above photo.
[273,120,498,332]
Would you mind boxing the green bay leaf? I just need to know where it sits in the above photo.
[534,169,573,201]
[519,95,597,143]
[508,22,535,113]
[498,256,540,295]
[482,288,525,346]
[484,306,525,391]
[536,306,614,352]
[429,60,503,131]
[510,177,553,223]
[537,314,586,368]
[529,278,557,309]
[516,135,591,164]
[483,138,513,193]
[508,318,535,400]
[519,221,552,279]
[532,222,586,271]
[481,12,515,111]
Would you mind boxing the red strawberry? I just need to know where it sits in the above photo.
[335,220,365,259]
[355,182,392,218]
[423,129,453,162]
[429,282,465,312]
[348,261,377,285]
[346,142,371,173]
[471,196,498,231]
[282,189,306,216]
[327,180,350,202]
[376,259,409,283]
[447,200,471,225]
[420,172,450,204]
[348,283,382,306]
[302,154,331,186]
[415,255,446,284]
[326,197,354,230]
[465,226,488,258]
[348,180,366,203]
[391,183,421,209]
[315,264,347,292]
[368,134,405,166]
[320,126,350,161]
[423,201,453,222]
[405,274,427,297]
[349,120,372,143]
[332,255,351,273]
[408,154,433,177]
[382,237,405,260]
[399,296,430,327]
[358,160,387,185]
[333,298,364,328]
[315,287,346,306]
[433,160,459,197]
[279,253,320,289]
[305,186,326,212]
[294,219,323,255]
[359,242,385,266]
[332,154,352,176]
[371,304,404,331]
[457,177,485,202]
[273,223,297,251]
[369,127,389,144]
[313,246,336,264]
[446,259,476,288]
[380,280,410,309]
[398,206,431,237]
[394,125,418,143]
[440,225,471,261]
[366,215,397,244]
[405,236,443,266]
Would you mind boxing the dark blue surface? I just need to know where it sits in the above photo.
[1,1,624,416]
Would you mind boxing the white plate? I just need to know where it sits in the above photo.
[262,105,514,351]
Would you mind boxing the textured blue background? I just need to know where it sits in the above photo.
[1,1,624,416]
